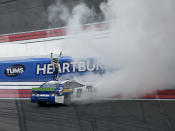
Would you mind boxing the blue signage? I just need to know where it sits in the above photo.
[0,56,104,82]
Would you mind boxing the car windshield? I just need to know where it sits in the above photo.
[41,81,59,88]
[63,81,84,89]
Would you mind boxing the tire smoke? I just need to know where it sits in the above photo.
[58,0,175,98]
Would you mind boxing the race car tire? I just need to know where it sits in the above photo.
[64,94,71,105]
[37,102,47,107]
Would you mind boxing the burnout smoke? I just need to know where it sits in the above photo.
[57,0,175,98]
[48,0,70,27]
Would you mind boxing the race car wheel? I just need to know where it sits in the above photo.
[37,102,47,107]
[64,94,71,105]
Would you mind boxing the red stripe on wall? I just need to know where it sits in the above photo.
[0,31,66,42]
[0,89,31,98]
[7,32,66,42]
[0,23,109,43]
[0,89,175,99]
[0,94,31,98]
[143,95,175,99]
[112,90,175,99]
[0,89,32,94]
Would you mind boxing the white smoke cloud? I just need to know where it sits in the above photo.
[69,3,94,26]
[48,0,70,27]
[57,0,175,98]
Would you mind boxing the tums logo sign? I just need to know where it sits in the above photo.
[5,64,25,77]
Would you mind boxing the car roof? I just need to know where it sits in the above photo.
[45,80,77,85]
[45,81,60,84]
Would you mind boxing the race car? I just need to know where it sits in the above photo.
[31,80,94,106]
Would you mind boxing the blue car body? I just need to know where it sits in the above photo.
[31,80,91,106]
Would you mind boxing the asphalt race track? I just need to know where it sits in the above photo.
[0,100,174,131]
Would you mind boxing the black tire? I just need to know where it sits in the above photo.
[64,94,71,105]
[37,102,47,107]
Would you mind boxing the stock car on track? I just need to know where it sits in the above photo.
[31,80,94,106]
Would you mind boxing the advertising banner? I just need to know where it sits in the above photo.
[0,57,104,82]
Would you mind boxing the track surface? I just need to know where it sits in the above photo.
[0,100,175,131]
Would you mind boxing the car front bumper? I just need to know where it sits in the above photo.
[31,95,64,104]
[31,95,55,103]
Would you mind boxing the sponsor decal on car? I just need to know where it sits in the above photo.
[32,88,56,91]
[5,64,25,77]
